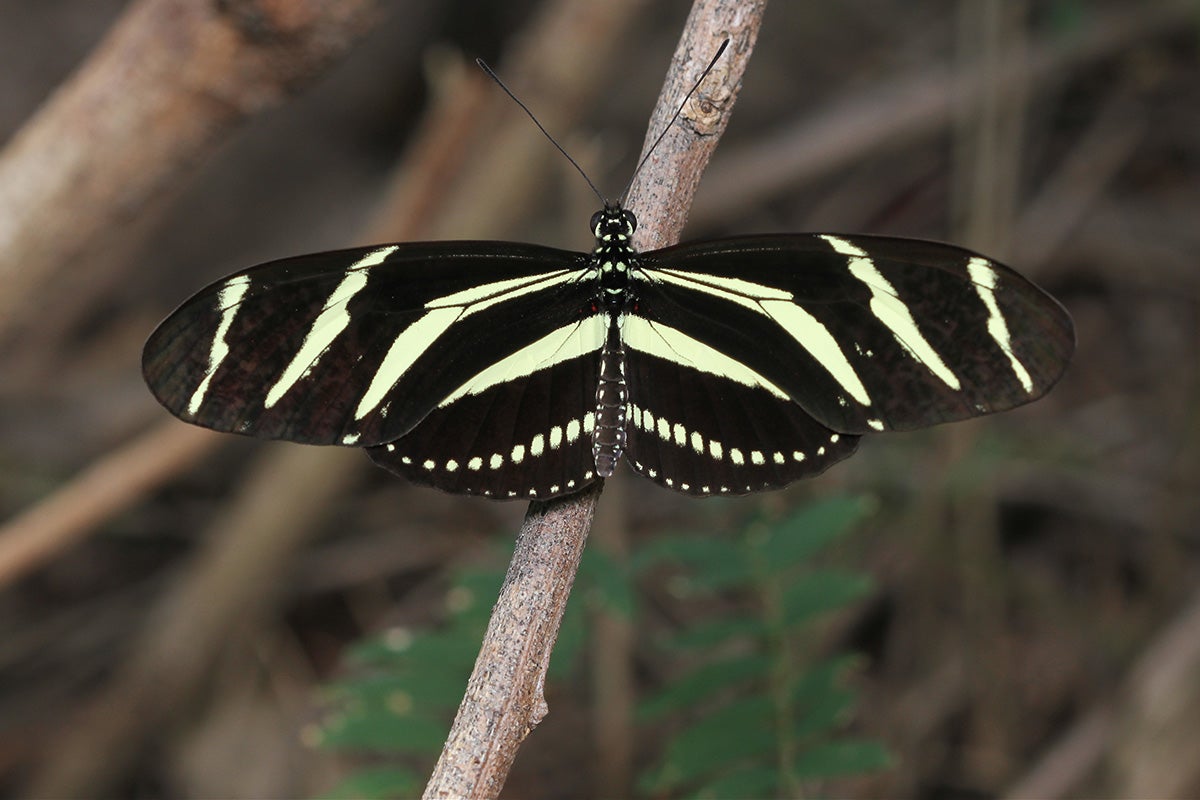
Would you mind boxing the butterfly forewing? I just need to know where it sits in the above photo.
[143,242,590,447]
[636,234,1074,435]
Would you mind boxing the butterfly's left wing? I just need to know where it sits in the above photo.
[143,241,600,452]
[629,233,1074,437]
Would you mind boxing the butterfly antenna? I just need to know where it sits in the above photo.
[476,57,608,206]
[617,38,729,205]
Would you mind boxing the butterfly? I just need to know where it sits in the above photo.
[143,44,1074,500]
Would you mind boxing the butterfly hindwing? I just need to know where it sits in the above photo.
[367,349,602,499]
[623,350,860,496]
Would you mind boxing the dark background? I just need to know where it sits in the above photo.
[1,0,1197,797]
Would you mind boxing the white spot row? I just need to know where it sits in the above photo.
[628,403,841,468]
[628,456,771,496]
[380,413,596,477]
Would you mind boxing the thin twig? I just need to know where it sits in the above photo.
[422,2,766,797]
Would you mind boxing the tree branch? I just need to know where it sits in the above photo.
[422,2,766,797]
[0,0,381,342]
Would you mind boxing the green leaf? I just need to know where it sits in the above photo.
[548,587,586,678]
[790,739,893,779]
[638,654,770,720]
[326,669,468,716]
[318,709,447,754]
[791,682,855,740]
[396,629,485,667]
[579,547,637,618]
[789,655,858,698]
[753,496,875,572]
[320,766,420,800]
[665,617,771,649]
[632,535,747,581]
[689,764,780,799]
[654,696,776,785]
[780,570,872,624]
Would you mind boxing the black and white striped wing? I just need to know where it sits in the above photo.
[365,352,603,499]
[620,234,1073,493]
[622,349,861,496]
[143,241,600,462]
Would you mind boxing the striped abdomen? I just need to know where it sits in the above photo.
[592,320,628,477]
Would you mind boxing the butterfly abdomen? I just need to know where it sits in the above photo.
[593,322,629,477]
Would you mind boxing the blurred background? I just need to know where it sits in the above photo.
[1,0,1197,797]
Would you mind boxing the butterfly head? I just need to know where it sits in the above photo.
[591,205,637,244]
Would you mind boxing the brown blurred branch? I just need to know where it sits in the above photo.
[690,0,1194,228]
[0,0,382,343]
[0,422,219,587]
[1003,587,1200,799]
[421,2,766,797]
[24,444,366,799]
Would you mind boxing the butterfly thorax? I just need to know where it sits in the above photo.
[590,205,638,314]
[589,205,638,477]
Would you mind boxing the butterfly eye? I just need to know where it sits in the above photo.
[589,210,603,233]
[622,210,637,234]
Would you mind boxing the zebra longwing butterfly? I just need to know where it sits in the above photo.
[142,51,1074,501]
[143,211,1073,499]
